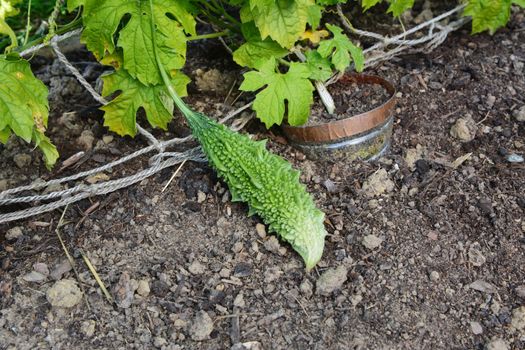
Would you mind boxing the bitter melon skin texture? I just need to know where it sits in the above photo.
[186,112,327,270]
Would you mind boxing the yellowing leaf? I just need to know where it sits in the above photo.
[301,29,329,44]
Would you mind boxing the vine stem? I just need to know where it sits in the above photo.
[187,30,229,41]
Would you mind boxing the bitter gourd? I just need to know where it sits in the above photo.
[148,0,326,270]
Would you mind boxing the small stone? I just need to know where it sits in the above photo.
[231,341,263,350]
[188,260,206,275]
[5,226,23,240]
[362,169,395,197]
[153,337,168,348]
[233,293,245,308]
[507,153,524,163]
[404,146,425,170]
[515,285,525,298]
[0,179,8,191]
[50,259,72,280]
[113,271,134,308]
[450,116,477,142]
[486,338,509,350]
[468,242,486,267]
[136,280,150,297]
[255,223,266,239]
[46,279,83,308]
[486,95,496,109]
[316,265,348,296]
[513,105,525,122]
[77,130,95,151]
[429,271,440,281]
[469,280,497,294]
[33,263,49,276]
[219,268,231,278]
[511,306,525,332]
[22,271,46,283]
[80,320,96,338]
[300,279,313,297]
[13,153,32,168]
[323,179,337,193]
[197,191,206,203]
[233,262,252,278]
[189,310,214,341]
[264,236,282,255]
[102,135,114,144]
[362,234,384,250]
[470,321,483,335]
[350,294,363,306]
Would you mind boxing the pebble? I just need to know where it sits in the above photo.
[469,280,497,294]
[470,321,483,335]
[316,265,348,296]
[515,285,525,298]
[361,234,384,250]
[263,236,282,255]
[0,179,8,191]
[136,280,150,297]
[5,226,23,240]
[468,243,486,267]
[50,259,72,280]
[233,293,245,308]
[46,279,83,308]
[231,341,263,350]
[102,135,114,144]
[450,116,477,142]
[513,105,525,121]
[506,153,524,163]
[362,169,395,197]
[22,271,47,283]
[511,306,525,332]
[80,320,96,337]
[13,153,32,168]
[323,179,337,193]
[189,310,214,341]
[188,260,206,275]
[300,279,313,297]
[486,338,509,350]
[429,271,440,281]
[33,263,49,276]
[113,272,134,309]
[153,337,168,348]
[255,223,266,239]
[197,191,206,203]
[77,130,95,151]
[233,262,252,277]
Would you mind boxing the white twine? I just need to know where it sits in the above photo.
[0,5,468,224]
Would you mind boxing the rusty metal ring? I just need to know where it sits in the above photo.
[282,74,397,143]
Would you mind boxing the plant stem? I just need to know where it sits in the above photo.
[23,0,32,46]
[187,30,229,41]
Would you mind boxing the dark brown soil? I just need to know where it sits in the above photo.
[1,8,525,350]
[308,81,391,125]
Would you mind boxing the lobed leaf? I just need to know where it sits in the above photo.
[101,68,190,136]
[464,0,512,34]
[318,24,364,72]
[239,58,314,127]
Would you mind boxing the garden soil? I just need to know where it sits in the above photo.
[1,10,525,350]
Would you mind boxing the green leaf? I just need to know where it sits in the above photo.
[101,68,190,136]
[239,58,314,127]
[387,0,414,17]
[69,0,195,85]
[305,50,332,81]
[306,4,322,29]
[318,24,364,72]
[0,127,11,143]
[513,0,525,6]
[249,0,310,48]
[33,130,59,169]
[464,0,512,34]
[0,56,58,167]
[233,22,288,69]
[361,0,383,11]
[0,57,48,142]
